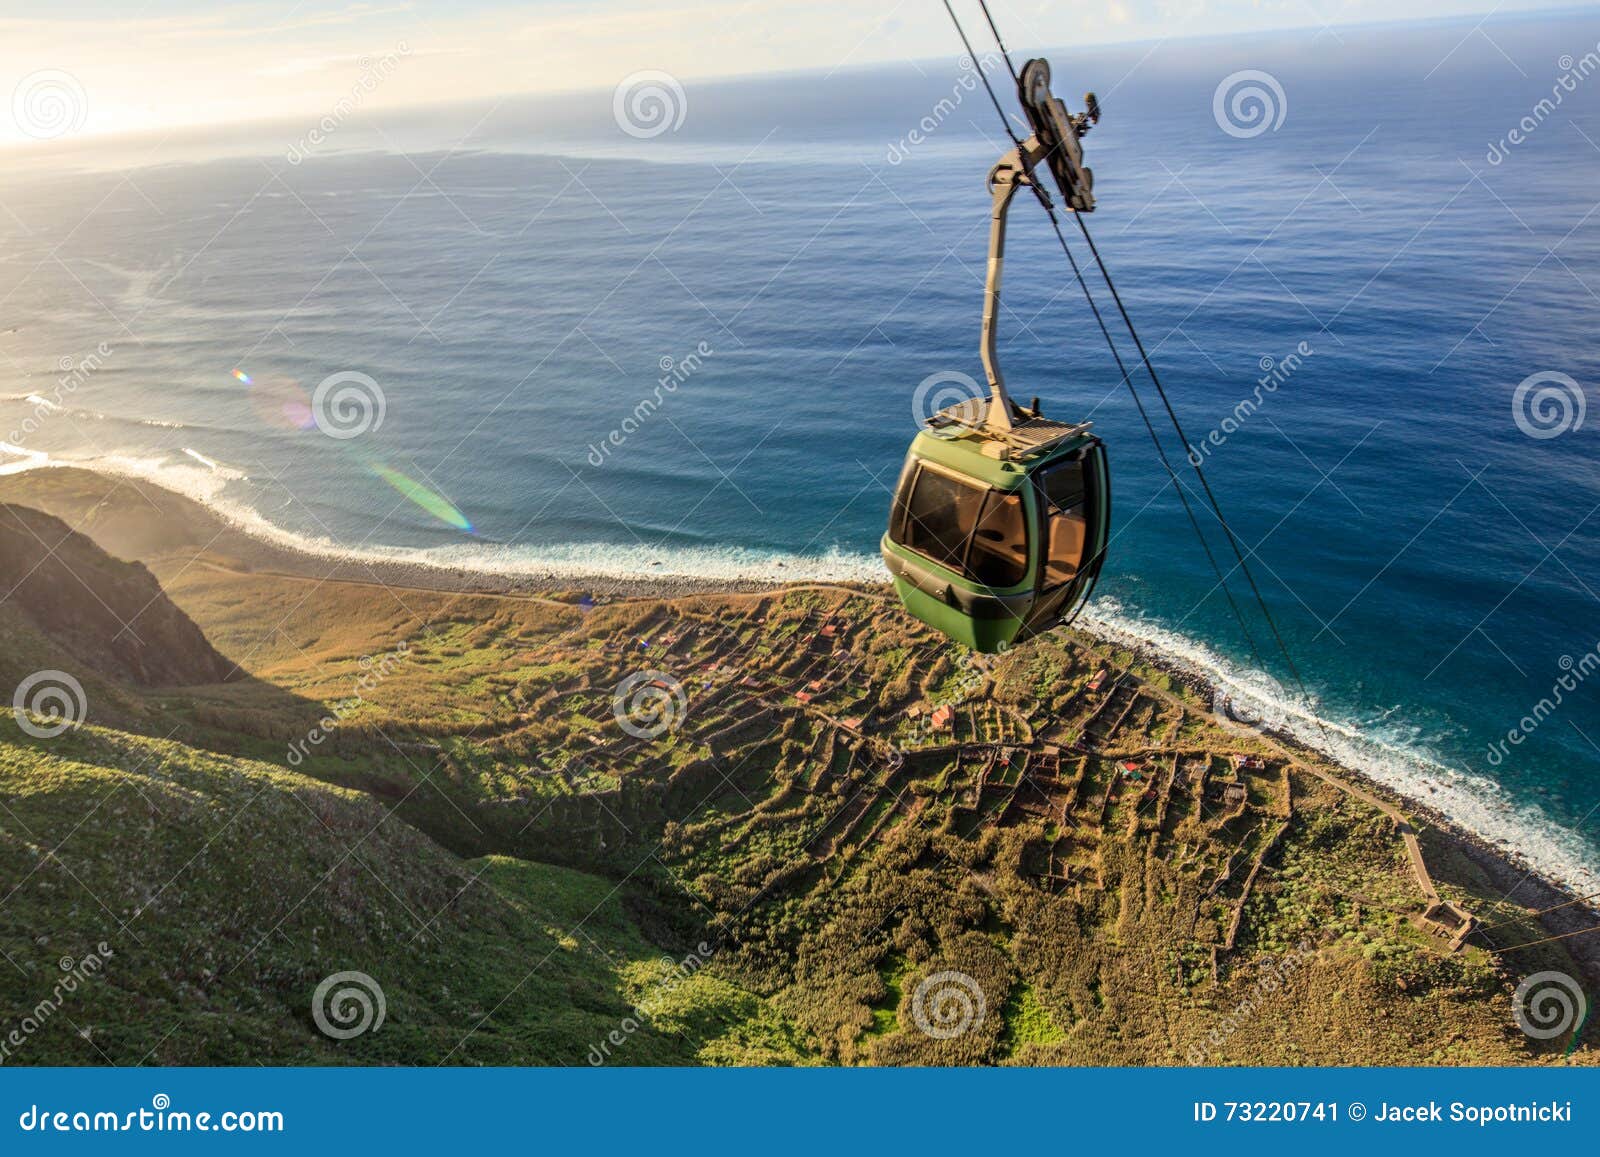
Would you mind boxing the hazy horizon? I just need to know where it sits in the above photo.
[0,1,1586,155]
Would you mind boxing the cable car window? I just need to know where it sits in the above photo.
[897,467,987,572]
[968,491,1028,587]
[1039,459,1085,511]
[1038,458,1088,587]
[888,456,918,542]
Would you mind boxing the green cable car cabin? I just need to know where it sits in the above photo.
[882,404,1109,653]
[882,57,1110,653]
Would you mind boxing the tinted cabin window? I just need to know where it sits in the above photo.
[898,467,986,571]
[968,491,1028,587]
[1038,458,1088,587]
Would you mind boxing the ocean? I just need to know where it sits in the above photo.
[2,11,1598,892]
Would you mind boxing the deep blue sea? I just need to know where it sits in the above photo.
[2,11,1598,890]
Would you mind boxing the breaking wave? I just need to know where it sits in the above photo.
[1082,598,1599,897]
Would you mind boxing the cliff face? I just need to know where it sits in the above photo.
[0,503,235,687]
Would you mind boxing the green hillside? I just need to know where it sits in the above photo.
[0,475,1592,1067]
[0,722,807,1065]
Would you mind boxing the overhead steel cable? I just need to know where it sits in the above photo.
[938,0,1267,666]
[1473,890,1600,935]
[1488,922,1600,953]
[959,0,1323,722]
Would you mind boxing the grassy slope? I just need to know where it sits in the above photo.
[0,471,1590,1067]
[0,722,805,1066]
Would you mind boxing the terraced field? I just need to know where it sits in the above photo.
[0,473,1594,1065]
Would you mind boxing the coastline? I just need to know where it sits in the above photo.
[2,460,1597,968]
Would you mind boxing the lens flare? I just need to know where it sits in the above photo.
[369,462,473,532]
[246,375,315,431]
[232,368,253,385]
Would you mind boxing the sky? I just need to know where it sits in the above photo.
[0,0,1577,147]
